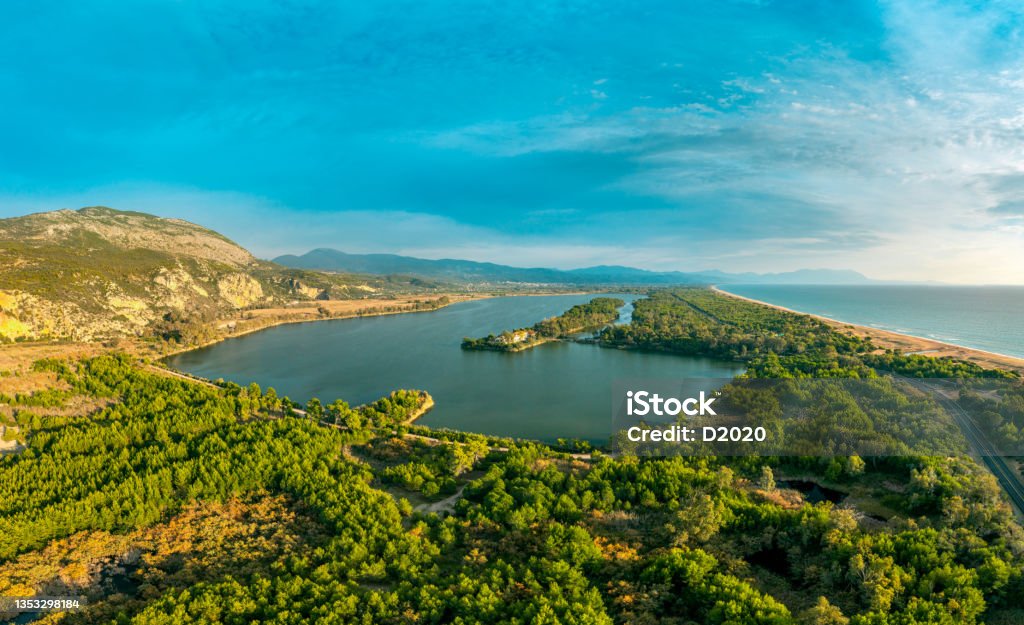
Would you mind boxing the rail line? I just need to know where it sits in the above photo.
[912,379,1024,517]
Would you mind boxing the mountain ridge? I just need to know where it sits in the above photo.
[0,207,437,342]
[273,248,880,286]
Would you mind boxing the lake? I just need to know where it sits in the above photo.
[166,294,744,442]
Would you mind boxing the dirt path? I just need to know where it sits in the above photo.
[146,364,219,388]
[414,485,466,515]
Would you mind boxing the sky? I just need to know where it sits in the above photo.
[1,1,1023,283]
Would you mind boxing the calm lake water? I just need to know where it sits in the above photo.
[721,285,1024,359]
[167,294,744,442]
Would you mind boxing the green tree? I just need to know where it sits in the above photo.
[799,597,848,625]
[306,397,324,421]
[759,465,776,491]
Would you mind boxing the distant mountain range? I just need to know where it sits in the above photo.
[273,248,879,286]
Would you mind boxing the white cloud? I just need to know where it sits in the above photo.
[5,1,1024,283]
[407,1,1024,283]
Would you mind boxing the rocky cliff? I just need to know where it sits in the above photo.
[0,207,436,342]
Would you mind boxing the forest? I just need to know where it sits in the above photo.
[605,289,1022,458]
[600,289,1017,380]
[462,297,625,352]
[1,288,1023,624]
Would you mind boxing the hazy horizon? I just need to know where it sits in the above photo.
[3,2,1024,283]
[5,203,1024,286]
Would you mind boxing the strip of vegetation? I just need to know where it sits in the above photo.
[600,288,1017,379]
[1,353,1021,624]
[462,296,625,351]
[2,289,1023,623]
[603,287,1021,457]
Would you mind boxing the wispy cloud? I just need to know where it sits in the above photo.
[1,1,1023,282]
[408,0,1024,282]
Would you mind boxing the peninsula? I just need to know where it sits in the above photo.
[461,297,625,352]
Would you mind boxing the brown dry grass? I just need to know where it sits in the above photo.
[0,370,62,395]
[0,342,106,373]
[1,496,323,622]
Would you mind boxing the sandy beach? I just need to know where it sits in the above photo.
[712,286,1024,375]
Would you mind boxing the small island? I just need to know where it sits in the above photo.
[461,297,626,352]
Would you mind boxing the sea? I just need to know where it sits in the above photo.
[718,285,1024,360]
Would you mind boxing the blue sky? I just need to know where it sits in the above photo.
[2,1,1023,283]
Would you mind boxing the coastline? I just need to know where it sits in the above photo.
[462,335,557,353]
[711,286,1024,374]
[159,293,487,359]
[403,392,435,425]
[162,289,612,359]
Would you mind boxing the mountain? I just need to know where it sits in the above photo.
[0,208,435,342]
[273,249,571,283]
[274,248,878,286]
[273,250,693,284]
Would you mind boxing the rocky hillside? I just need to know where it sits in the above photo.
[0,207,437,342]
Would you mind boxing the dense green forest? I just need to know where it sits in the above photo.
[600,289,1016,380]
[1,288,1023,624]
[604,288,1021,456]
[958,381,1024,452]
[462,297,624,352]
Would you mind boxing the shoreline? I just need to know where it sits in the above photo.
[711,286,1024,374]
[159,293,486,359]
[403,392,436,425]
[461,335,557,353]
[162,289,615,359]
[0,290,623,369]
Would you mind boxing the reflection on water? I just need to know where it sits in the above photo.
[168,294,744,442]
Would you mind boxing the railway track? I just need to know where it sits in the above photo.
[913,380,1024,517]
